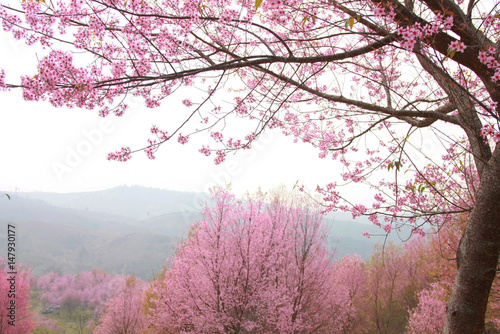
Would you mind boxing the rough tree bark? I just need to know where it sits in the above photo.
[443,147,500,333]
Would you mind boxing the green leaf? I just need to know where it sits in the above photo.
[447,48,456,59]
[349,17,355,29]
[302,16,309,28]
[255,0,263,10]
[388,161,402,172]
[426,181,437,187]
[5,194,10,200]
[495,14,500,20]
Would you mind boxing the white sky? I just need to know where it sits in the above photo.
[0,30,357,199]
[0,24,455,215]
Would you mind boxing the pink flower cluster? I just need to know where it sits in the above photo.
[351,204,367,219]
[0,69,6,90]
[484,14,495,28]
[214,150,226,165]
[396,14,453,50]
[480,124,500,143]
[177,133,189,145]
[226,137,244,149]
[219,9,238,24]
[146,139,157,159]
[261,0,293,26]
[448,40,466,53]
[372,5,385,17]
[210,131,223,142]
[107,147,132,162]
[478,48,500,82]
[199,145,211,156]
[383,224,392,233]
[151,125,169,141]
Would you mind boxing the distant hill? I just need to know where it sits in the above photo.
[0,220,177,278]
[17,186,206,220]
[0,187,404,279]
[0,194,134,232]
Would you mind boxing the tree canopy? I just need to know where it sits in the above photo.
[1,0,500,332]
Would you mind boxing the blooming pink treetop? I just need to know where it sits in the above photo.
[330,254,366,332]
[407,282,448,334]
[407,214,500,331]
[0,259,36,334]
[147,188,357,333]
[2,0,500,332]
[37,270,126,316]
[94,275,147,334]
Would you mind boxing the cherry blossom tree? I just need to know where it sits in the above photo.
[0,259,36,334]
[407,213,500,332]
[94,275,147,334]
[37,270,127,332]
[1,0,500,331]
[331,254,366,333]
[407,282,449,334]
[146,188,355,333]
[356,239,434,333]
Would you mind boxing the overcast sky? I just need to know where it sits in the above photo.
[0,30,360,200]
[0,21,454,220]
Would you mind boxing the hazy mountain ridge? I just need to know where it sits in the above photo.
[0,187,399,279]
[18,186,206,220]
[0,218,180,278]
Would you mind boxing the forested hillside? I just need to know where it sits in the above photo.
[0,186,399,279]
[1,189,499,333]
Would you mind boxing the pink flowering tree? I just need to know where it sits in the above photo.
[407,282,449,334]
[94,275,147,334]
[147,188,355,333]
[0,259,36,334]
[331,255,366,333]
[412,213,500,331]
[1,0,500,331]
[38,270,126,313]
[37,270,127,332]
[356,240,434,333]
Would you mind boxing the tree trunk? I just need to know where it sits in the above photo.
[443,145,500,333]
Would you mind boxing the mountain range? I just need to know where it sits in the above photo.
[0,186,408,279]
